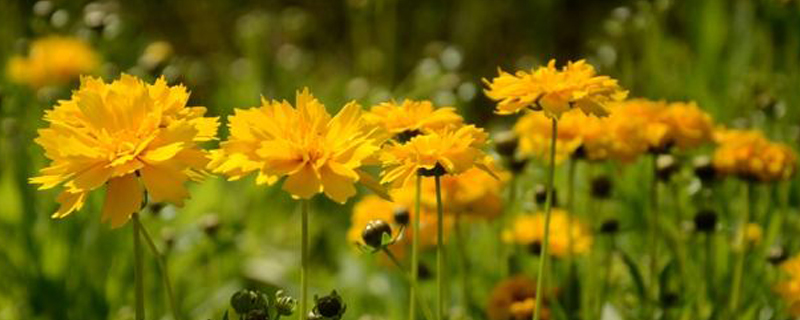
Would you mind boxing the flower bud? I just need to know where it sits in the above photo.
[767,247,788,265]
[493,131,518,157]
[362,220,392,249]
[201,214,221,237]
[656,154,679,181]
[309,290,346,320]
[693,209,717,233]
[275,290,297,316]
[534,185,557,206]
[599,219,619,234]
[230,289,268,314]
[693,156,717,183]
[393,208,409,226]
[528,241,542,255]
[590,176,612,199]
[244,309,268,320]
[508,158,527,174]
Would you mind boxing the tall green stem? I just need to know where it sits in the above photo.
[434,174,445,320]
[382,248,434,320]
[133,213,145,320]
[300,200,310,320]
[533,118,557,320]
[729,182,752,314]
[649,153,659,317]
[410,174,422,320]
[138,218,181,320]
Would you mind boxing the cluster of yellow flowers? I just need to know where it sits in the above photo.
[502,209,593,257]
[7,36,99,88]
[775,254,800,316]
[513,99,715,163]
[712,128,797,182]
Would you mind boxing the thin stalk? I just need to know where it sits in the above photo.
[533,118,558,320]
[434,174,445,320]
[382,248,435,320]
[300,200,310,320]
[728,182,752,314]
[410,174,422,320]
[133,213,145,320]
[649,154,659,316]
[138,218,181,320]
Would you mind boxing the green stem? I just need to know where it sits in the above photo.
[649,154,659,317]
[410,174,421,320]
[382,248,435,320]
[729,182,751,314]
[133,213,145,320]
[434,174,445,320]
[454,211,473,314]
[533,118,557,320]
[138,217,181,320]
[300,200,310,320]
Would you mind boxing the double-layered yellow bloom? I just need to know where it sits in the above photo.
[712,128,796,182]
[7,36,99,88]
[365,99,463,142]
[209,89,378,203]
[610,99,714,153]
[30,75,219,227]
[775,254,800,316]
[379,125,490,188]
[484,59,627,118]
[503,209,593,257]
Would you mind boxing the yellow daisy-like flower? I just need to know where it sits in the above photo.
[29,74,219,227]
[484,59,628,118]
[364,99,463,142]
[7,36,99,88]
[712,128,797,182]
[775,254,800,316]
[503,209,593,257]
[208,89,379,203]
[379,125,490,188]
[347,195,452,255]
[611,99,715,152]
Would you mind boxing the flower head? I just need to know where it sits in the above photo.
[484,59,627,118]
[364,99,463,142]
[503,209,593,257]
[712,128,796,182]
[7,36,99,88]
[347,195,451,256]
[209,89,379,203]
[379,125,491,188]
[611,99,714,153]
[486,276,550,320]
[30,74,219,227]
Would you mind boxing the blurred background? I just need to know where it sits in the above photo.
[1,0,800,319]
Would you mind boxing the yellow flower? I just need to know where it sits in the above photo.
[744,223,763,246]
[347,195,452,254]
[580,106,650,162]
[484,59,627,118]
[610,99,714,153]
[30,75,219,227]
[712,128,796,182]
[379,125,490,188]
[775,254,800,316]
[7,36,99,88]
[503,209,593,257]
[486,276,550,320]
[208,88,379,203]
[657,101,715,150]
[364,99,463,142]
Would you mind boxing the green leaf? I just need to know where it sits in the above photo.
[381,231,393,247]
[620,251,647,301]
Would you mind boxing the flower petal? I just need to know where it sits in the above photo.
[101,174,143,228]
